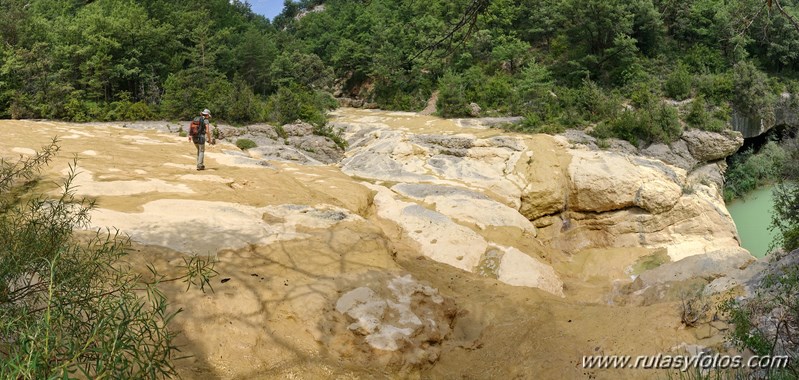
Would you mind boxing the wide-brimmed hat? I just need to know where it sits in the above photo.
[201,109,211,116]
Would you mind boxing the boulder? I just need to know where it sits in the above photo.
[282,121,315,136]
[633,247,754,288]
[495,245,564,297]
[687,161,727,192]
[391,183,537,235]
[640,140,698,171]
[468,102,481,117]
[367,184,563,296]
[681,129,743,162]
[368,184,488,272]
[567,150,683,214]
[552,185,741,260]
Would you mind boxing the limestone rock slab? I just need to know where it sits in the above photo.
[681,129,743,162]
[567,150,684,214]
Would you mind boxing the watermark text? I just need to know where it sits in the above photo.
[582,353,791,371]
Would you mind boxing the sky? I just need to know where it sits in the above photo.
[247,0,286,20]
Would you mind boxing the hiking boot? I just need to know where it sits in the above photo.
[197,165,205,171]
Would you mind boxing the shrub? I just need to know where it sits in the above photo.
[516,62,554,104]
[436,71,470,118]
[686,96,709,129]
[664,63,692,100]
[573,80,622,123]
[772,137,799,252]
[593,110,640,145]
[161,67,233,121]
[481,74,515,113]
[373,74,432,111]
[313,124,348,150]
[682,44,727,74]
[0,139,213,378]
[696,71,734,105]
[732,61,776,123]
[266,84,335,127]
[719,263,799,378]
[236,138,257,150]
[592,101,681,146]
[628,80,659,108]
[63,95,103,122]
[507,113,566,135]
[223,77,265,124]
[105,97,156,121]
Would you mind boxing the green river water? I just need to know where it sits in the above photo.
[727,185,777,258]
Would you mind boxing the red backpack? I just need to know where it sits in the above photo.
[188,117,203,137]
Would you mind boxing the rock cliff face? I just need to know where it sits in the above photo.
[731,93,799,138]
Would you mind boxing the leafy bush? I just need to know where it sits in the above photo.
[481,74,515,114]
[628,80,659,108]
[732,61,776,123]
[64,95,103,122]
[696,72,734,105]
[663,63,692,100]
[515,61,555,114]
[313,124,348,150]
[266,84,336,126]
[436,71,470,118]
[235,138,257,150]
[571,80,623,123]
[682,44,727,74]
[372,74,432,112]
[505,113,565,135]
[772,137,799,252]
[222,77,265,124]
[686,96,727,132]
[592,101,681,146]
[0,140,195,378]
[104,96,157,121]
[719,262,799,378]
[161,67,234,121]
[686,97,707,128]
[269,51,333,90]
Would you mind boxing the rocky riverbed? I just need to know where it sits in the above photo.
[0,109,760,379]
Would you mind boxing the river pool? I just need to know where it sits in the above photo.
[727,185,777,258]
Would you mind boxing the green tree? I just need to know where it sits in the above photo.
[269,50,333,90]
[161,66,232,120]
[732,60,776,123]
[436,71,470,118]
[266,84,335,126]
[491,35,531,74]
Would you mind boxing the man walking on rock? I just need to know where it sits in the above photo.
[190,108,214,171]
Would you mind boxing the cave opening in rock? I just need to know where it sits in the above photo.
[733,124,796,157]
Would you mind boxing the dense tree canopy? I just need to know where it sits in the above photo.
[1,0,798,136]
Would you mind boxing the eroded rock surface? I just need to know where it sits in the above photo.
[681,129,744,162]
[324,275,457,368]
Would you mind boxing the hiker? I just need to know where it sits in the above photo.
[189,108,214,171]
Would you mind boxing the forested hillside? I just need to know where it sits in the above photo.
[2,0,799,144]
